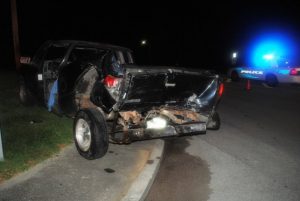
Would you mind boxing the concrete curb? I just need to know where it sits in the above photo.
[121,139,165,201]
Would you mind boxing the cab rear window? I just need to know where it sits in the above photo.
[69,47,107,66]
[103,53,124,77]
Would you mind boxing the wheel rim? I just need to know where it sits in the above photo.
[75,118,92,152]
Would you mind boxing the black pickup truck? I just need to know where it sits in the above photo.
[20,40,223,159]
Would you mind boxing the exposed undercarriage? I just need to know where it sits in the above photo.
[108,106,208,143]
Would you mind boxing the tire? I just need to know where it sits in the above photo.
[207,112,221,130]
[265,74,278,87]
[74,108,109,160]
[231,71,240,82]
[19,84,35,106]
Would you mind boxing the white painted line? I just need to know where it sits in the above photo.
[121,140,165,201]
[262,83,273,88]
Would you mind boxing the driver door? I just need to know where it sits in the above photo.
[42,43,69,112]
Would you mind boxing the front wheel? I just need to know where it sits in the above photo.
[265,74,278,87]
[207,112,221,130]
[74,108,109,160]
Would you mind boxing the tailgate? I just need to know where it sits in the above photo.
[120,66,217,110]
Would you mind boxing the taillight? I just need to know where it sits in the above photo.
[103,75,122,100]
[218,83,224,96]
[290,68,298,76]
[103,75,119,88]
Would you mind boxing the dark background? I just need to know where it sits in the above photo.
[1,1,300,73]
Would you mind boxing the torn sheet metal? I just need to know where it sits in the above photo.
[159,108,201,124]
[75,95,97,109]
[119,111,142,125]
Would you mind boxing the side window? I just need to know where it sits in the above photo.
[126,51,134,64]
[116,51,125,64]
[44,45,69,62]
[115,50,134,64]
[31,43,50,67]
[103,52,124,77]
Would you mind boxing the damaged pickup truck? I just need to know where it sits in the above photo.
[20,40,224,159]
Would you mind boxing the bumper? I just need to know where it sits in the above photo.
[112,122,207,143]
[284,75,300,84]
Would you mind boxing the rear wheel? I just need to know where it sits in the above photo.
[74,108,109,160]
[265,74,278,87]
[207,112,220,130]
[19,84,35,106]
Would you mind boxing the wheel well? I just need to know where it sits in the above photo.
[59,67,99,116]
[265,73,276,79]
[265,73,278,86]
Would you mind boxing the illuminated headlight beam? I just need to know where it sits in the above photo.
[146,117,167,129]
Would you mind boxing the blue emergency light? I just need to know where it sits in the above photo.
[247,32,296,68]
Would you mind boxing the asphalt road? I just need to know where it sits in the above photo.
[146,80,300,201]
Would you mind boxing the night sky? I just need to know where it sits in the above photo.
[1,1,300,73]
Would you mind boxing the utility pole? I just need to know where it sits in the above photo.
[10,0,21,72]
[0,126,4,161]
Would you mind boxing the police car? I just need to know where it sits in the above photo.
[228,32,300,86]
[228,65,300,87]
